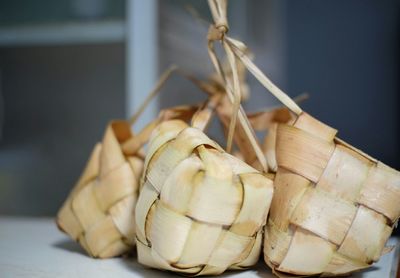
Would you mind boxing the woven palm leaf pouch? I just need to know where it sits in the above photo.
[56,119,143,258]
[206,0,400,276]
[135,94,274,275]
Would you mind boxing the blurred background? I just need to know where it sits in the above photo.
[0,0,399,216]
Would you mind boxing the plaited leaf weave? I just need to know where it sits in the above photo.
[57,121,142,258]
[264,112,400,277]
[135,119,274,276]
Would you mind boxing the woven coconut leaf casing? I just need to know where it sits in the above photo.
[57,121,142,258]
[264,112,400,277]
[135,119,274,276]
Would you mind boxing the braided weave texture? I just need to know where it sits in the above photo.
[136,120,274,276]
[57,121,141,258]
[264,113,400,276]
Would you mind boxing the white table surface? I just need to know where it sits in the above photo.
[0,217,398,278]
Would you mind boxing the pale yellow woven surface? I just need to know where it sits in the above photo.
[135,119,274,276]
[57,121,141,258]
[264,113,400,277]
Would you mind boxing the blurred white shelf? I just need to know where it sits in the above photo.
[0,20,125,46]
[0,217,398,277]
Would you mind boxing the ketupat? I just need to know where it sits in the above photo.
[56,120,143,258]
[265,113,400,276]
[135,100,274,275]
